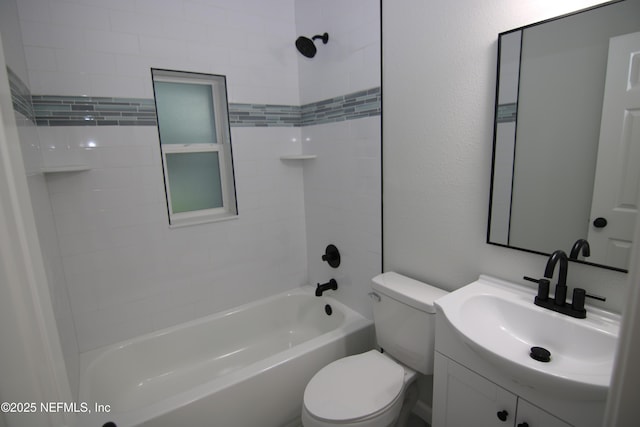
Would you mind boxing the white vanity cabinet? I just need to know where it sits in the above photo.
[433,353,571,427]
[515,398,572,427]
[433,303,607,427]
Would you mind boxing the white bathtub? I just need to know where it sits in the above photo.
[78,286,374,427]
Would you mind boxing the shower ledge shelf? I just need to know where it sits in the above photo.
[42,164,91,173]
[279,154,317,160]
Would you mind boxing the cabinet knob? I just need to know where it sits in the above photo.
[517,423,530,427]
[497,410,509,421]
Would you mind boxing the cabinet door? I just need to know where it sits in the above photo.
[515,399,573,427]
[433,353,518,427]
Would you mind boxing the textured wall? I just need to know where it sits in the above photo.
[382,0,628,312]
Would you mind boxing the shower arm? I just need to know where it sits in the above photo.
[311,33,329,44]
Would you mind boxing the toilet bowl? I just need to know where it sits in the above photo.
[302,272,448,427]
[301,350,417,427]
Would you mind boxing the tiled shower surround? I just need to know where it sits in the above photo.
[7,0,381,400]
[33,110,380,355]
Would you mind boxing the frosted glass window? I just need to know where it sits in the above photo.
[152,68,237,227]
[166,152,223,213]
[154,82,217,145]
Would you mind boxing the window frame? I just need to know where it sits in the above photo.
[151,68,238,227]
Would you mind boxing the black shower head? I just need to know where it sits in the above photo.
[295,33,329,58]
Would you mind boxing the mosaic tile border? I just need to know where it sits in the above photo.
[301,87,381,126]
[31,96,158,127]
[7,68,35,121]
[7,67,381,128]
[497,103,517,123]
[32,90,381,127]
[228,103,301,127]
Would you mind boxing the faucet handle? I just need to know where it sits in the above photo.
[537,278,550,302]
[524,276,550,302]
[572,288,587,311]
[572,288,606,312]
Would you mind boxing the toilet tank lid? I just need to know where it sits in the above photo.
[372,272,448,313]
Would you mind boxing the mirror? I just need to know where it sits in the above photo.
[488,0,640,272]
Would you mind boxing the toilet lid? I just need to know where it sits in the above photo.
[303,350,404,422]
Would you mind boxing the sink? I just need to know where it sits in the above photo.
[435,275,620,400]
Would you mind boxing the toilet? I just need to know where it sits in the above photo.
[302,272,448,427]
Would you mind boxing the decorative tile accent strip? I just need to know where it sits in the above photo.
[29,87,381,127]
[228,103,301,127]
[7,67,35,122]
[497,102,517,123]
[301,87,381,126]
[31,96,157,126]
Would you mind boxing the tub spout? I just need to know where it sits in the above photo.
[316,279,338,296]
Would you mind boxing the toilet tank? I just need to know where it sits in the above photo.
[371,272,449,374]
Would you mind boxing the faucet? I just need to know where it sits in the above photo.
[525,244,606,319]
[316,279,338,297]
[569,239,590,259]
[544,250,568,305]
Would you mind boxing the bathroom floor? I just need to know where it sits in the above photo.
[407,413,430,427]
[294,413,429,427]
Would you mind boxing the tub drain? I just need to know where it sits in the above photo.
[530,346,551,363]
[324,304,333,315]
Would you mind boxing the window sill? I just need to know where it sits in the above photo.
[279,154,317,160]
[168,212,238,228]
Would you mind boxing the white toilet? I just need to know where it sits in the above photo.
[302,272,448,427]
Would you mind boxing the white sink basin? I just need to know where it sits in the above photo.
[435,276,620,400]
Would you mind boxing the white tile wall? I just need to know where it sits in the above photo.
[43,126,308,351]
[295,0,381,104]
[23,136,81,399]
[15,0,381,356]
[303,117,381,318]
[2,0,81,399]
[296,0,381,318]
[19,0,301,104]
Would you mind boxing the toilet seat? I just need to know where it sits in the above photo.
[303,350,405,423]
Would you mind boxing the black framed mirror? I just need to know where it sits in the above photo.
[488,0,640,272]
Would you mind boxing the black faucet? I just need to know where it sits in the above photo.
[569,239,590,260]
[544,250,568,305]
[316,279,338,296]
[526,244,606,319]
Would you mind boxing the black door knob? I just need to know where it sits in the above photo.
[497,410,509,421]
[593,217,608,228]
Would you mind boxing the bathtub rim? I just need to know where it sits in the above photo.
[78,285,373,427]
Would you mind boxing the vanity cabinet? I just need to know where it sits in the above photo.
[433,353,572,427]
[433,352,516,426]
[433,302,607,427]
[515,398,572,427]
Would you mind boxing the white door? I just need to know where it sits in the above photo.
[588,32,640,270]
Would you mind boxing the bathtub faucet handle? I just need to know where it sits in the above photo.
[321,244,341,268]
[316,279,338,297]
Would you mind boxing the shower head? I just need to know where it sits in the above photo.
[295,33,329,58]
